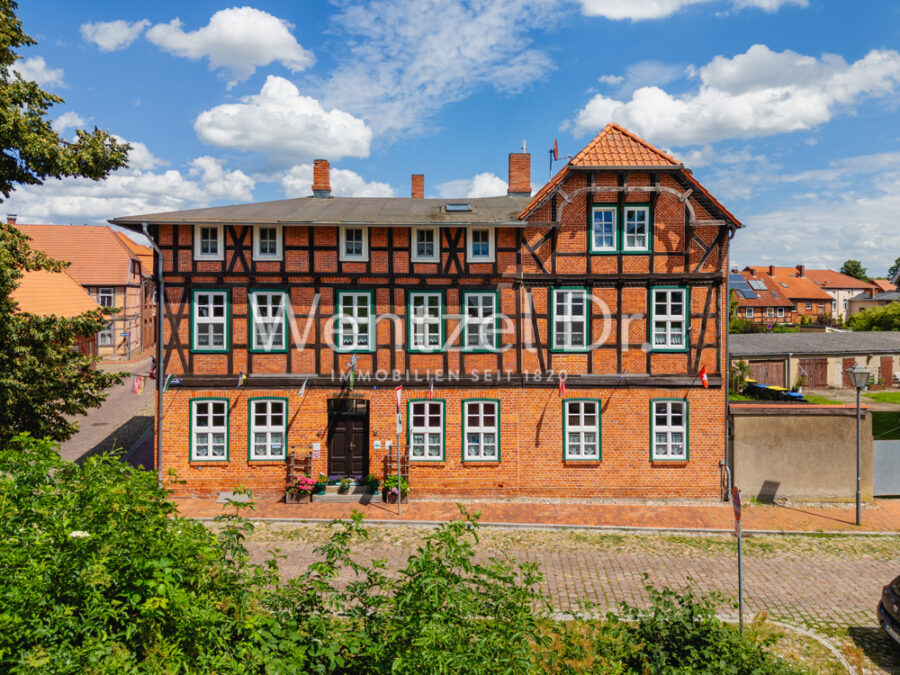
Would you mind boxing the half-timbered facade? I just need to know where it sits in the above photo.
[111,124,741,499]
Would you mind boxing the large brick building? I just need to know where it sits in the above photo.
[111,124,741,499]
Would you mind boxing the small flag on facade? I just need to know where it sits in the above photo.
[553,138,559,161]
[428,378,434,400]
[132,375,144,394]
[558,374,566,398]
[163,373,174,393]
[298,378,308,397]
[148,357,157,380]
[699,364,709,389]
[395,385,402,413]
[237,371,246,387]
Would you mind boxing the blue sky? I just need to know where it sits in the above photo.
[9,0,900,276]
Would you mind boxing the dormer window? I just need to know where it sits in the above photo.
[467,228,495,263]
[339,226,368,261]
[194,224,224,261]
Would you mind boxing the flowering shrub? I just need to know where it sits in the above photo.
[382,474,409,495]
[285,474,316,495]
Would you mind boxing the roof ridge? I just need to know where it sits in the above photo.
[570,122,682,167]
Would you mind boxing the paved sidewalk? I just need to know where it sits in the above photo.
[176,495,900,533]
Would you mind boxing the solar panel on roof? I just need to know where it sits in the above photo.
[740,290,758,299]
[748,280,768,290]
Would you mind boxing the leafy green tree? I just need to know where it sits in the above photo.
[888,256,900,280]
[0,0,130,443]
[840,259,869,281]
[848,302,900,331]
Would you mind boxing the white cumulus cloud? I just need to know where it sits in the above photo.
[436,172,508,198]
[52,111,87,134]
[80,19,150,51]
[146,7,314,86]
[732,0,807,10]
[574,45,900,146]
[13,56,64,87]
[577,0,805,19]
[279,164,394,198]
[194,75,372,166]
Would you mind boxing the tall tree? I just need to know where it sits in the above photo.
[840,259,868,281]
[888,256,900,280]
[0,0,130,443]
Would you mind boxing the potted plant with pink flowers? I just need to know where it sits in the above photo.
[381,474,409,504]
[284,474,316,504]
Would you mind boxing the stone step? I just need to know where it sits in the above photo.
[314,491,383,504]
[322,484,376,495]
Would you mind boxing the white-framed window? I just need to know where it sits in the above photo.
[564,400,601,460]
[843,298,848,310]
[97,287,114,307]
[766,307,774,318]
[590,206,617,252]
[652,287,687,351]
[194,224,224,261]
[745,307,754,319]
[191,399,228,461]
[98,322,113,346]
[805,302,812,310]
[776,307,785,318]
[409,400,444,461]
[463,292,496,351]
[409,291,442,352]
[553,288,589,351]
[411,226,439,262]
[463,400,499,461]
[339,226,368,261]
[819,304,825,314]
[652,400,688,461]
[623,206,650,252]
[249,399,286,461]
[467,228,495,262]
[250,291,287,352]
[253,225,282,260]
[336,291,373,352]
[192,290,228,352]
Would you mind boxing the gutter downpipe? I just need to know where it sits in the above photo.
[142,222,164,488]
[724,227,736,501]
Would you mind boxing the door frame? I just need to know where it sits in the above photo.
[326,397,370,478]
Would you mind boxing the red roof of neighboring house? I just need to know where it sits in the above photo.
[16,224,139,286]
[519,123,742,227]
[744,266,833,301]
[733,270,794,308]
[805,269,876,290]
[872,279,897,292]
[12,269,100,318]
[115,231,154,277]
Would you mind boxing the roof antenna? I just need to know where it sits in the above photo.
[521,139,527,153]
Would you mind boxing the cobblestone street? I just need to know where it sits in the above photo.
[244,524,900,673]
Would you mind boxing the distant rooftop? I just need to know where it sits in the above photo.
[730,331,900,357]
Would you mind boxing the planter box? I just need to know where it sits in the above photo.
[383,490,408,504]
[284,492,312,504]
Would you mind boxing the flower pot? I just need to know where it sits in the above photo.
[285,492,312,504]
[383,489,408,504]
[312,484,326,495]
[338,486,350,494]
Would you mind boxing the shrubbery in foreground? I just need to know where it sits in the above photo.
[0,434,804,673]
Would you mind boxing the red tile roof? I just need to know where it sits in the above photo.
[744,266,833,301]
[115,231,154,277]
[805,269,876,290]
[871,279,897,293]
[16,224,138,286]
[12,269,100,317]
[733,270,794,307]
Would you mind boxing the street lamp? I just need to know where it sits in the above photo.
[845,363,870,526]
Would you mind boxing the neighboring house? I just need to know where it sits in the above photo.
[114,231,158,353]
[805,269,876,321]
[15,221,156,359]
[729,269,795,324]
[872,279,897,293]
[743,265,834,321]
[730,331,900,389]
[11,268,101,356]
[847,290,900,316]
[110,123,742,499]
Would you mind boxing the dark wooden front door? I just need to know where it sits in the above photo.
[327,399,368,478]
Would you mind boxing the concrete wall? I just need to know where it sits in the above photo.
[731,403,872,501]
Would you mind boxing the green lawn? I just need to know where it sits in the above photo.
[872,411,900,440]
[802,394,843,405]
[863,391,900,404]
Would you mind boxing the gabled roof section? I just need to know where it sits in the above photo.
[731,270,794,308]
[569,123,683,169]
[17,224,139,286]
[115,231,154,277]
[872,279,897,293]
[805,269,875,290]
[743,266,833,301]
[12,269,100,318]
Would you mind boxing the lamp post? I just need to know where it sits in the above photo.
[845,363,870,526]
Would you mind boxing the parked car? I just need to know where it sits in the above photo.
[879,574,900,648]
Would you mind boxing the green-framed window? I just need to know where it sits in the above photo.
[248,398,287,461]
[563,399,601,461]
[191,289,229,353]
[462,291,497,351]
[408,291,443,352]
[462,399,500,461]
[250,290,288,353]
[551,288,590,352]
[336,290,374,352]
[651,399,689,461]
[651,287,688,351]
[589,203,652,254]
[190,398,229,461]
[408,399,445,461]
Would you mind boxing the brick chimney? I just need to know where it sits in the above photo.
[312,159,331,198]
[796,264,805,277]
[411,174,424,199]
[748,268,757,277]
[6,214,16,225]
[507,143,531,196]
[768,264,775,276]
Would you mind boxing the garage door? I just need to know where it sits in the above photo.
[797,358,828,388]
[748,360,785,387]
